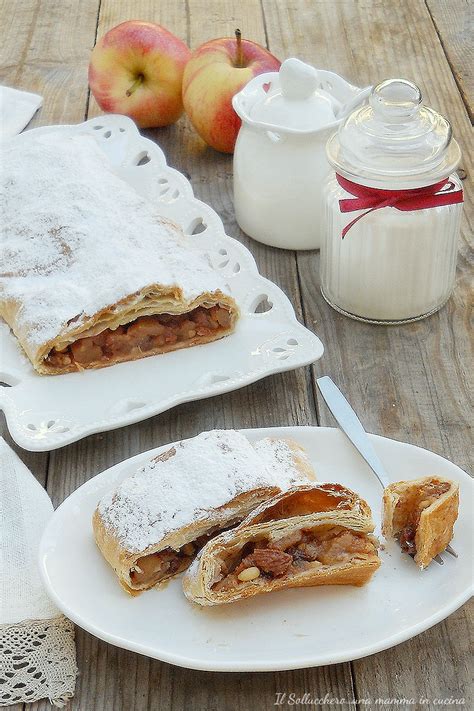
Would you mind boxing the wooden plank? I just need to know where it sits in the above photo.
[427,0,474,121]
[262,0,473,708]
[30,2,351,710]
[0,0,101,127]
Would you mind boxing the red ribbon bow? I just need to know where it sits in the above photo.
[336,173,463,238]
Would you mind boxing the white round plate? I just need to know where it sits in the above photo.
[39,426,473,672]
[0,116,323,451]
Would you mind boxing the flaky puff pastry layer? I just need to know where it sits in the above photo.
[382,476,459,569]
[93,434,316,595]
[183,485,379,606]
[241,483,373,527]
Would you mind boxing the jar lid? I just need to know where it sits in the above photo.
[326,79,461,188]
[248,58,337,131]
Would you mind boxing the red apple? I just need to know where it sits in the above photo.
[88,21,191,128]
[183,30,280,153]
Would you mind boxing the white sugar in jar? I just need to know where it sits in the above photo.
[320,80,464,323]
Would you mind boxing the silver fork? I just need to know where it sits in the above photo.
[316,376,457,565]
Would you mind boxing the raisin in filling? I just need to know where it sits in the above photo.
[46,305,231,368]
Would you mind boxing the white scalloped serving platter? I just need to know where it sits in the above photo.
[0,116,323,451]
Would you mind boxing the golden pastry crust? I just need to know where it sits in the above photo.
[183,486,379,606]
[243,482,372,526]
[382,476,459,569]
[92,431,316,595]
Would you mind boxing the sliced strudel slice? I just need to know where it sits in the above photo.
[183,484,379,606]
[0,131,238,374]
[93,430,316,594]
[382,476,459,568]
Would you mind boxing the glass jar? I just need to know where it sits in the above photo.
[320,79,464,323]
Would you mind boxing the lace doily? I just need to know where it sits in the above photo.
[0,616,76,706]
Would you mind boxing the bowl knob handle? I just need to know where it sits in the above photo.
[279,58,319,100]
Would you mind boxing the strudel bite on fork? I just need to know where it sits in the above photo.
[382,476,459,568]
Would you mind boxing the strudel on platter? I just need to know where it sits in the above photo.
[0,132,238,374]
[93,430,316,594]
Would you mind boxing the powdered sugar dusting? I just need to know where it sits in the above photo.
[254,437,312,487]
[98,430,312,553]
[0,131,230,347]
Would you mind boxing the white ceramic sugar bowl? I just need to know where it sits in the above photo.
[232,58,363,250]
[320,79,464,323]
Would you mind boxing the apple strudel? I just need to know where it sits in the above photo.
[382,476,459,568]
[183,485,379,605]
[93,430,316,594]
[0,131,238,374]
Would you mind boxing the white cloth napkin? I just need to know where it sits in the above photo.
[0,438,77,706]
[0,86,43,139]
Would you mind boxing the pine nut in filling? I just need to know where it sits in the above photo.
[238,567,261,582]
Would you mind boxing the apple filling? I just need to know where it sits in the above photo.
[212,525,378,592]
[46,305,232,368]
[129,522,239,588]
[130,545,196,588]
[395,481,451,556]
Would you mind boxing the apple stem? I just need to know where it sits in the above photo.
[235,28,244,68]
[126,74,144,97]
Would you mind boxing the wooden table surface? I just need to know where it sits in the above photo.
[1,1,472,709]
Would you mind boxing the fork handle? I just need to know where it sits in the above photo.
[316,376,391,490]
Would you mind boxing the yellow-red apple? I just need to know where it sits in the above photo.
[88,21,191,128]
[183,30,280,153]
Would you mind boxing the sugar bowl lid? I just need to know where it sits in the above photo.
[248,58,337,131]
[326,79,461,188]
